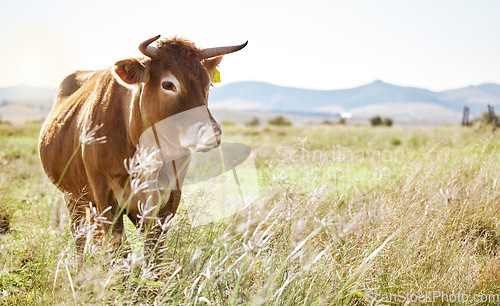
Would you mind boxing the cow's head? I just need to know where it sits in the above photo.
[113,35,247,152]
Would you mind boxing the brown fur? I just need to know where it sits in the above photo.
[39,37,229,258]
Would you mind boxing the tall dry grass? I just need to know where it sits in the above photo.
[0,123,499,304]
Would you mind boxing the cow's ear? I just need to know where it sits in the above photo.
[202,56,223,78]
[113,58,151,85]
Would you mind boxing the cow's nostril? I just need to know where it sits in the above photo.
[212,122,222,134]
[212,123,222,145]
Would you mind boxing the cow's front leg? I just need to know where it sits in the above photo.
[86,173,126,256]
[66,195,87,264]
[143,190,182,261]
[91,201,126,258]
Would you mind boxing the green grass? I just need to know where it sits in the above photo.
[0,122,499,304]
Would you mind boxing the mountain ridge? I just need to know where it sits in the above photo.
[209,80,500,116]
[1,81,499,124]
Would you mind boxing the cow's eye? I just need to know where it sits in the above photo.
[162,81,176,92]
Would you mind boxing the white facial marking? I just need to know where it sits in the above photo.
[161,74,181,95]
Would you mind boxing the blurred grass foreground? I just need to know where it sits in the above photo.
[0,121,499,304]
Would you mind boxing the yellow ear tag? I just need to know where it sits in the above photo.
[211,68,221,83]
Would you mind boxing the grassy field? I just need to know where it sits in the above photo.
[0,121,499,304]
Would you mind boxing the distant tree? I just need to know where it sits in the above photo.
[338,118,346,125]
[476,111,500,127]
[383,118,393,127]
[246,117,260,126]
[370,116,393,127]
[268,115,291,126]
[370,116,383,126]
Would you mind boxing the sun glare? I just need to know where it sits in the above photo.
[13,55,47,87]
[24,62,41,84]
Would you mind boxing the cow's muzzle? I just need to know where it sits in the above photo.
[180,121,221,153]
[196,121,221,152]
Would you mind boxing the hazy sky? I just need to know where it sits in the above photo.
[1,0,499,91]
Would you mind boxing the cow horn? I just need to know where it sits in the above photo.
[139,35,161,59]
[200,41,248,59]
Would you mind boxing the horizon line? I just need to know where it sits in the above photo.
[2,79,499,93]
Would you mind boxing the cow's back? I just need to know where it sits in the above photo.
[55,70,100,102]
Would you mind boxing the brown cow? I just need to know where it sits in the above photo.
[39,35,247,258]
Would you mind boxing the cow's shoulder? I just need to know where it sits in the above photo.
[56,70,102,102]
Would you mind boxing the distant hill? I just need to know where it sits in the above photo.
[0,85,55,124]
[1,81,499,125]
[210,80,443,112]
[0,85,55,101]
[209,81,500,124]
[440,83,500,115]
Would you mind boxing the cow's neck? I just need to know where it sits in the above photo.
[128,85,149,146]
